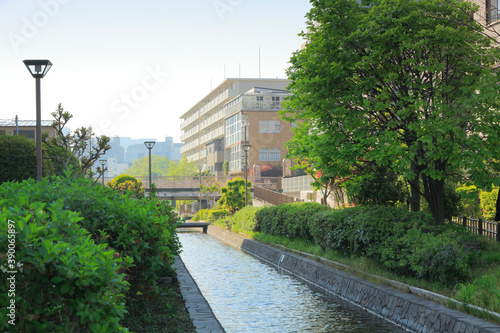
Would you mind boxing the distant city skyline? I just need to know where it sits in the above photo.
[1,1,312,142]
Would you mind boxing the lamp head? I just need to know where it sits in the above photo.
[23,60,52,78]
[144,141,156,149]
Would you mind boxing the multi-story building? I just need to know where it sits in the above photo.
[180,78,293,176]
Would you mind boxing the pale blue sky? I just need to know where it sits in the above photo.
[0,0,311,142]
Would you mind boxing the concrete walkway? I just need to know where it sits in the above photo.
[173,256,225,333]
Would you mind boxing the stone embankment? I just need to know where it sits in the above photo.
[207,225,500,333]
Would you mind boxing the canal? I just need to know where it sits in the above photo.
[178,232,407,333]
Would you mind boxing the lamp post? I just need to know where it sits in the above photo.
[198,165,202,211]
[144,141,155,191]
[99,159,107,186]
[23,59,52,181]
[242,144,251,207]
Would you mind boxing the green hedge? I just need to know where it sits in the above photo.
[255,203,484,285]
[193,208,230,222]
[0,174,181,331]
[254,202,329,241]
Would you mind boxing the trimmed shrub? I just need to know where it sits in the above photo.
[107,174,145,198]
[255,202,329,241]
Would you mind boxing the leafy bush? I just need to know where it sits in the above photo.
[107,174,145,198]
[0,134,54,183]
[230,206,262,234]
[0,181,129,332]
[256,203,481,285]
[0,174,181,331]
[193,208,229,222]
[456,185,481,218]
[255,202,329,241]
[218,178,252,214]
[380,228,482,283]
[480,187,499,221]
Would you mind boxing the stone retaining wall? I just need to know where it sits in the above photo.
[207,225,500,333]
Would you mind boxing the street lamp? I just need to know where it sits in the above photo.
[197,165,203,211]
[23,59,52,181]
[99,159,107,186]
[242,143,251,207]
[144,141,155,191]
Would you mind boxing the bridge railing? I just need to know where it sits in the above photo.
[102,176,282,191]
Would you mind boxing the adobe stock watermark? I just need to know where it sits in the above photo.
[8,0,72,53]
[213,0,243,20]
[3,220,19,326]
[99,65,169,135]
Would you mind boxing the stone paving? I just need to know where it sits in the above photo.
[173,256,225,333]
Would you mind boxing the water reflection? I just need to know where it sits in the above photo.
[178,232,406,333]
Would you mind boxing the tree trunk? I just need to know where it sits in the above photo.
[422,175,445,225]
[409,167,421,212]
[494,188,500,221]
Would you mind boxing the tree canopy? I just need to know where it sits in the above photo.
[282,0,500,224]
[125,155,171,177]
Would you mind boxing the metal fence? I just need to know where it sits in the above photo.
[450,216,500,242]
[254,186,304,206]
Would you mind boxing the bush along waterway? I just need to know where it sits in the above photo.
[178,231,406,333]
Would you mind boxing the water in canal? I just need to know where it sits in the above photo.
[178,232,407,333]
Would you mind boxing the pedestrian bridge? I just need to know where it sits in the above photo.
[104,176,282,201]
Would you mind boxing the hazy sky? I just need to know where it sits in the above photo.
[0,0,311,142]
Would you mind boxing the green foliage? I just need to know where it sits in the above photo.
[480,187,499,221]
[456,185,481,218]
[107,174,145,198]
[0,134,54,183]
[344,165,405,206]
[283,0,500,224]
[0,174,181,331]
[218,178,252,214]
[193,208,229,222]
[255,202,329,241]
[0,181,129,332]
[168,155,198,176]
[381,228,481,284]
[223,161,229,176]
[229,206,262,235]
[256,203,482,285]
[125,155,170,177]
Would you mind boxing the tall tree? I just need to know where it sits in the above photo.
[125,155,170,177]
[42,104,111,178]
[283,0,500,224]
[168,155,198,176]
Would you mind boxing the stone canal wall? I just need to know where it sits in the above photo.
[207,225,500,333]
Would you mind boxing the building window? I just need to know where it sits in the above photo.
[259,148,281,161]
[18,130,35,139]
[225,113,242,146]
[229,145,242,171]
[259,120,280,133]
[487,0,500,23]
